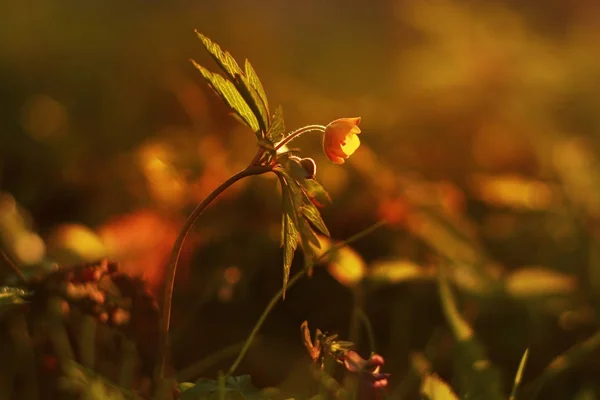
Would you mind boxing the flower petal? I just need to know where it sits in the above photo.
[322,117,362,164]
[341,133,360,156]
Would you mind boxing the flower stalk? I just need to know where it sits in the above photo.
[155,162,271,388]
[275,125,326,151]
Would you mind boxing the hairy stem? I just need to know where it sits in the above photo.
[275,125,326,151]
[156,164,271,385]
[226,220,387,378]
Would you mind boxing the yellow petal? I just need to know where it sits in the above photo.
[341,133,360,156]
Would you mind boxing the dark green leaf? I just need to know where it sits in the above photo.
[267,105,286,143]
[298,216,321,250]
[280,165,329,236]
[278,174,300,298]
[302,179,332,207]
[301,204,330,237]
[276,167,331,278]
[191,61,260,134]
[297,216,319,272]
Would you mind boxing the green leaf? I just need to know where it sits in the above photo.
[244,60,270,118]
[298,216,321,251]
[191,61,260,134]
[276,166,331,279]
[278,175,300,298]
[180,375,261,400]
[234,75,269,134]
[267,105,285,143]
[243,60,270,130]
[297,215,320,272]
[195,31,243,82]
[302,179,332,207]
[195,32,270,134]
[301,204,330,237]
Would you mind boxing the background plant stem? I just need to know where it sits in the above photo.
[226,220,387,378]
[155,163,271,387]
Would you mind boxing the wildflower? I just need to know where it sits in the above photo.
[341,351,390,389]
[323,117,361,164]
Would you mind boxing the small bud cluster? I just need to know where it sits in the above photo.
[301,320,390,396]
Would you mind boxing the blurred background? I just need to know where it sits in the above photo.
[1,0,600,398]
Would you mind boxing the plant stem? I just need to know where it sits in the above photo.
[523,330,600,400]
[177,338,259,382]
[226,266,306,378]
[274,125,326,151]
[226,219,387,378]
[0,248,25,282]
[155,164,271,385]
[356,308,377,354]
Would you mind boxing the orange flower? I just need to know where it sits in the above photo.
[322,117,361,164]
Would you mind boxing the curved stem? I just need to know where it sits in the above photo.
[156,164,271,384]
[226,219,387,378]
[275,125,326,151]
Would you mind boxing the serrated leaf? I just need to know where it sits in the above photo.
[277,166,332,279]
[301,204,330,237]
[279,164,329,224]
[243,60,270,131]
[267,105,285,143]
[282,212,299,283]
[195,32,270,135]
[299,217,321,251]
[245,60,270,118]
[302,179,332,207]
[297,216,319,274]
[278,175,300,298]
[191,61,260,134]
[195,31,242,82]
[235,75,269,134]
